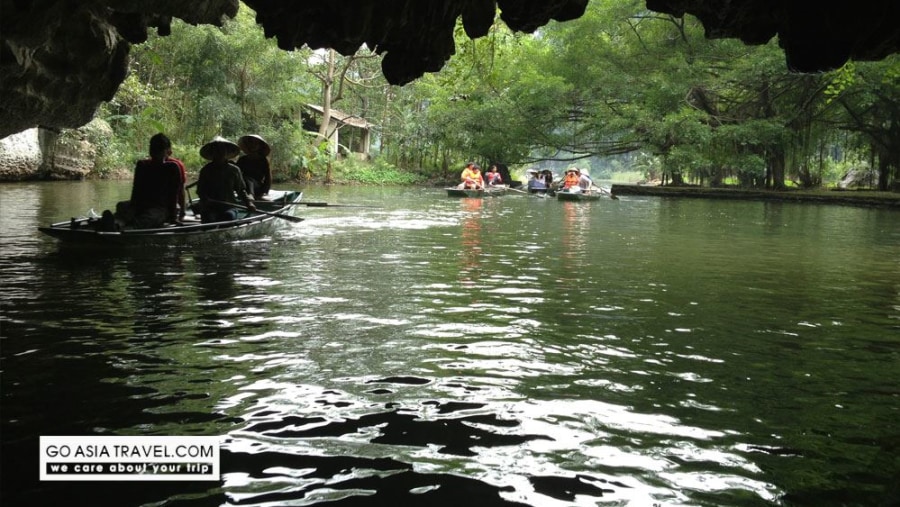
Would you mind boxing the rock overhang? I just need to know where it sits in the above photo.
[1,0,898,139]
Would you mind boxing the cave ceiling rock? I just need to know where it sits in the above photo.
[2,0,900,140]
[0,0,240,139]
[646,0,900,72]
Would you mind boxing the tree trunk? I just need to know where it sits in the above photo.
[875,138,899,192]
[709,166,725,187]
[765,145,786,190]
[381,87,392,164]
[320,49,336,184]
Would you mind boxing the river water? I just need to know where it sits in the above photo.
[1,181,898,506]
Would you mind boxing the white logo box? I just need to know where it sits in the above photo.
[40,435,221,481]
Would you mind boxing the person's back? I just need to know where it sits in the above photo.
[492,163,513,188]
[237,134,272,199]
[198,162,243,201]
[541,170,554,189]
[197,136,255,223]
[529,173,547,191]
[578,172,592,190]
[236,154,270,198]
[129,133,182,228]
[131,159,180,212]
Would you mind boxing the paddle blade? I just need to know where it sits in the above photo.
[301,202,382,208]
[276,213,305,223]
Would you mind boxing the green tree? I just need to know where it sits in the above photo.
[92,0,898,192]
[105,4,318,178]
[826,57,900,191]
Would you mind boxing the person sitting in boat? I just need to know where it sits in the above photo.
[577,168,594,192]
[167,150,188,221]
[562,168,582,192]
[121,133,184,229]
[489,162,514,188]
[542,170,554,188]
[196,136,257,223]
[485,164,504,186]
[237,134,273,200]
[526,169,547,193]
[457,162,484,189]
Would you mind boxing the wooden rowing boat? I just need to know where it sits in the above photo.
[446,185,508,198]
[556,189,603,201]
[39,190,303,247]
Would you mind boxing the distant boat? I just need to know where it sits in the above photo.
[555,189,603,201]
[446,185,508,198]
[39,190,303,247]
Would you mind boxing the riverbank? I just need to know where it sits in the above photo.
[610,184,900,209]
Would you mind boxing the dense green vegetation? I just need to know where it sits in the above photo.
[88,1,899,191]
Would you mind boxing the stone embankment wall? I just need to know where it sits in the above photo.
[0,123,106,181]
[0,129,43,180]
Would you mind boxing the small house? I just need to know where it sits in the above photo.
[302,104,373,159]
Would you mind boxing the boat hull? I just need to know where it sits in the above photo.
[556,190,602,201]
[446,186,508,198]
[39,190,303,247]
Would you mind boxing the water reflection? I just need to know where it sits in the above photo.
[559,201,589,269]
[2,183,899,506]
[459,197,483,284]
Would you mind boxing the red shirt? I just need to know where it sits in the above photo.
[168,156,187,184]
[167,156,187,216]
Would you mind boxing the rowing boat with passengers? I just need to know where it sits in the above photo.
[446,185,509,198]
[38,189,304,247]
[555,189,604,201]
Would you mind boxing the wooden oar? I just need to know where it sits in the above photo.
[184,184,195,214]
[508,186,548,198]
[298,202,382,208]
[591,185,619,200]
[205,199,305,223]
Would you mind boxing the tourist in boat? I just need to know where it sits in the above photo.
[526,169,547,193]
[122,133,184,228]
[237,134,273,200]
[457,162,484,189]
[166,148,188,220]
[541,169,557,195]
[577,168,594,192]
[196,136,257,223]
[561,168,582,192]
[485,164,504,186]
[489,162,514,187]
[541,170,554,189]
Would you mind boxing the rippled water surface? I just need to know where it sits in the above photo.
[2,181,899,506]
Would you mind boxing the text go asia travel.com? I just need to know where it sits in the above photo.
[40,436,220,481]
